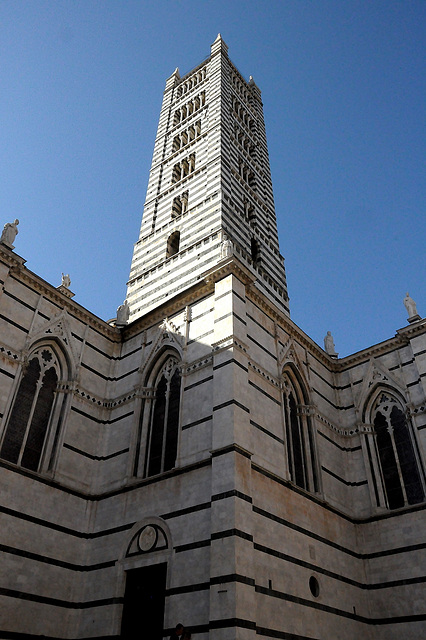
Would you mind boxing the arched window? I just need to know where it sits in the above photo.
[282,369,318,493]
[144,358,181,477]
[0,345,66,472]
[371,393,424,509]
[166,231,180,258]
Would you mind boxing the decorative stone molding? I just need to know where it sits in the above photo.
[135,386,156,400]
[279,338,298,367]
[57,381,77,395]
[105,390,138,409]
[72,385,137,409]
[315,412,361,438]
[0,343,20,364]
[158,317,181,336]
[212,335,248,355]
[125,521,169,558]
[56,284,75,299]
[0,244,26,268]
[204,255,256,288]
[408,402,426,417]
[4,262,119,338]
[368,363,389,387]
[248,360,280,389]
[246,286,331,366]
[26,311,79,375]
[182,354,213,375]
[353,358,406,420]
[297,404,316,418]
[358,423,374,435]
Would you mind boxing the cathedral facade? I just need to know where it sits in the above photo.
[1,36,425,640]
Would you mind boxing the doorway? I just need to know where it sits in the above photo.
[120,563,167,639]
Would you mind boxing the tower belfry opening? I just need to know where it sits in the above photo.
[126,34,289,322]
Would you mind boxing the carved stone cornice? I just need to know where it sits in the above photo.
[1,248,120,340]
[203,256,256,288]
[396,318,426,341]
[338,320,426,369]
[0,244,26,269]
[246,286,333,368]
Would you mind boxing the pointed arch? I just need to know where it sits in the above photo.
[0,340,71,473]
[134,346,183,479]
[281,363,318,493]
[364,387,425,510]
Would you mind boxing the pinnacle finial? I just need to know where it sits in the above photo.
[165,66,180,88]
[211,33,228,56]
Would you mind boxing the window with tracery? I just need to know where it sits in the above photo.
[0,346,64,472]
[144,358,181,477]
[282,370,318,493]
[372,393,424,509]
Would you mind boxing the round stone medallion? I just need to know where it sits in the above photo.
[138,525,157,552]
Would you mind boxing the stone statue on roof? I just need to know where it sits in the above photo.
[0,219,19,249]
[116,299,130,326]
[324,331,338,357]
[404,292,420,322]
[61,273,71,289]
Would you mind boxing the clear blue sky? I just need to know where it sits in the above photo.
[1,1,424,357]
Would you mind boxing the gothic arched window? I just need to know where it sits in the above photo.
[282,369,318,493]
[0,345,65,472]
[372,393,424,509]
[144,358,181,478]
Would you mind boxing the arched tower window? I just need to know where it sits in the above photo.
[144,358,181,477]
[251,238,260,264]
[282,369,318,493]
[166,231,180,258]
[371,393,424,509]
[0,345,66,472]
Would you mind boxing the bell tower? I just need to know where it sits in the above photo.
[127,34,289,321]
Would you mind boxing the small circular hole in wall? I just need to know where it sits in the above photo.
[309,576,320,598]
